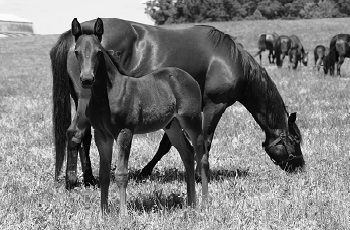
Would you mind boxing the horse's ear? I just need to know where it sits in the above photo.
[94,18,104,42]
[288,112,297,124]
[71,18,82,41]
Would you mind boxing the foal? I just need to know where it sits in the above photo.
[70,18,209,214]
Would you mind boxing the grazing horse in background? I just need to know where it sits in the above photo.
[275,35,292,68]
[324,34,350,76]
[50,18,305,189]
[313,45,327,72]
[254,32,279,65]
[288,35,308,70]
[70,18,208,213]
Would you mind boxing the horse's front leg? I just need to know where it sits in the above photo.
[66,110,84,189]
[337,56,344,77]
[95,130,114,213]
[115,129,133,216]
[196,101,226,178]
[79,124,97,186]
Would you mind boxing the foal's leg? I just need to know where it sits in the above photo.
[164,120,196,207]
[177,115,209,205]
[94,130,114,213]
[115,129,133,216]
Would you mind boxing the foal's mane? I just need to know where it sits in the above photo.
[205,27,289,129]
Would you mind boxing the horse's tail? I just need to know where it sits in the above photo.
[49,30,73,180]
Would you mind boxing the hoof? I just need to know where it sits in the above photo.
[83,170,97,187]
[138,168,152,179]
[66,172,78,189]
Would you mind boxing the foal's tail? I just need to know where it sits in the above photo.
[50,30,73,180]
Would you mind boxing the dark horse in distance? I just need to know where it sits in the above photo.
[50,18,305,190]
[313,45,328,72]
[323,34,350,76]
[70,18,208,213]
[288,35,308,70]
[275,35,292,68]
[254,32,279,65]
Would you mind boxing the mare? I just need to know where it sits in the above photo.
[254,32,279,65]
[275,35,292,68]
[288,35,308,70]
[50,18,305,189]
[313,45,327,72]
[323,34,350,76]
[70,18,208,213]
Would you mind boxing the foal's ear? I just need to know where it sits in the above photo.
[71,18,82,41]
[94,18,104,42]
[288,112,297,124]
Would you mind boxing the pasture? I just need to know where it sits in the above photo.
[1,17,350,229]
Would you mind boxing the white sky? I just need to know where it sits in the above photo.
[0,0,154,34]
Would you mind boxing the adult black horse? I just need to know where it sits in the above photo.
[50,18,305,188]
[323,34,350,76]
[288,35,308,70]
[254,32,279,65]
[275,35,292,68]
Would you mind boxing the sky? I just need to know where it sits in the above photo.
[0,0,154,35]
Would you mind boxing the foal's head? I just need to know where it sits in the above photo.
[71,18,104,88]
[264,113,305,172]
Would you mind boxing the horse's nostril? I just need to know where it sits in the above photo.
[81,78,94,88]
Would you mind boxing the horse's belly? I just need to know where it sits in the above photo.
[134,114,174,134]
[133,104,176,134]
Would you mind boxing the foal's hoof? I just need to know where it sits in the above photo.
[65,173,78,189]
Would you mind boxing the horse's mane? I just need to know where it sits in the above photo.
[205,27,289,130]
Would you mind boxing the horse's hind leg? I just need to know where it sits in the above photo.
[177,114,210,205]
[139,133,173,178]
[164,119,196,207]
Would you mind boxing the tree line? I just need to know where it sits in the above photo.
[144,0,350,25]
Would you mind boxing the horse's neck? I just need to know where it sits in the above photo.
[239,72,288,141]
[92,52,125,101]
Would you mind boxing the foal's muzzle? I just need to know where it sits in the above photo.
[80,76,95,88]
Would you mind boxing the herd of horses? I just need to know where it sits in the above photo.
[50,18,305,214]
[255,32,350,76]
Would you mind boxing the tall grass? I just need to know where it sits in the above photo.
[1,18,350,229]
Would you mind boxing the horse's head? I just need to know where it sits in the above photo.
[71,18,104,88]
[264,112,305,172]
[301,51,308,66]
[289,48,300,69]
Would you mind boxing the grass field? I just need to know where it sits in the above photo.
[1,17,350,229]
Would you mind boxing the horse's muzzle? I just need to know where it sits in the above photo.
[81,77,95,88]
